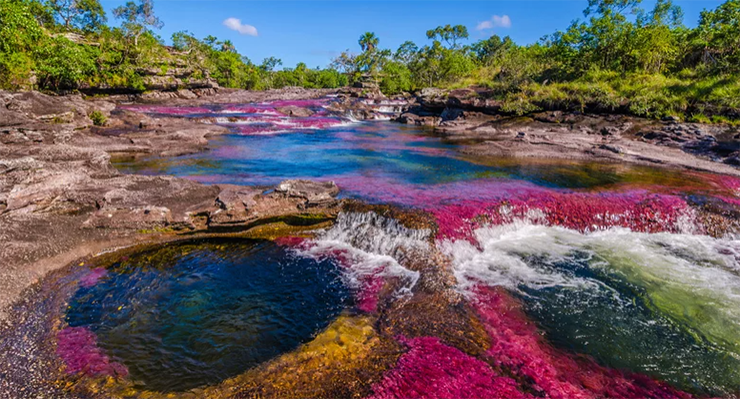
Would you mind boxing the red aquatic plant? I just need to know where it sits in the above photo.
[431,191,693,242]
[79,267,107,288]
[366,336,531,399]
[471,286,699,399]
[56,327,128,378]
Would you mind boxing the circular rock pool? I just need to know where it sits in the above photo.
[64,238,350,392]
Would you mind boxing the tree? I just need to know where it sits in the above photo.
[48,0,106,32]
[426,24,469,49]
[358,32,378,52]
[330,50,357,74]
[0,0,43,88]
[259,56,281,72]
[220,39,235,53]
[471,35,515,65]
[695,0,740,71]
[35,35,97,89]
[394,41,418,64]
[631,0,683,73]
[112,0,163,46]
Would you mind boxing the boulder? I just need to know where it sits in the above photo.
[276,105,315,117]
[275,179,339,207]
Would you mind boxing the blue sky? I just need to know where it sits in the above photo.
[100,0,725,69]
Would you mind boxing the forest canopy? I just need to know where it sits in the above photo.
[1,0,739,120]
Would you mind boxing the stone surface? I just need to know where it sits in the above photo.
[275,179,340,207]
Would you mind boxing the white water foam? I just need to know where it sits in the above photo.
[298,212,425,295]
[440,221,740,351]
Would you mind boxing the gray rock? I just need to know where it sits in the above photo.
[276,179,339,206]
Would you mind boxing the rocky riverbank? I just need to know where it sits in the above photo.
[2,85,740,321]
[395,87,740,173]
[0,88,348,321]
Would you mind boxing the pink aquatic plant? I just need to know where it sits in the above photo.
[79,267,107,288]
[471,286,698,399]
[366,336,531,399]
[430,191,693,241]
[56,327,128,377]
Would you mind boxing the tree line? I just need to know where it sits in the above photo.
[1,0,739,120]
[0,0,346,92]
[339,0,740,120]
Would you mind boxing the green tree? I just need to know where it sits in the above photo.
[259,56,281,72]
[0,0,43,88]
[358,32,378,52]
[112,0,162,46]
[35,35,97,89]
[394,41,418,64]
[425,24,469,49]
[695,0,740,72]
[48,0,106,32]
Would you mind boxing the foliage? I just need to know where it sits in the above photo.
[89,109,106,125]
[34,35,97,89]
[1,0,740,122]
[48,0,106,32]
[112,0,163,46]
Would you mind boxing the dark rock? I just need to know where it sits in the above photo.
[600,126,622,136]
[662,115,681,123]
[276,105,315,117]
[600,144,624,154]
[440,108,464,121]
[533,111,564,124]
[723,152,740,166]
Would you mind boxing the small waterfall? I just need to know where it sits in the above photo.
[299,211,425,294]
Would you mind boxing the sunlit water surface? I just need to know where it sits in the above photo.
[84,101,740,396]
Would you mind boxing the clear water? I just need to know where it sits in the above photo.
[65,239,350,392]
[113,121,711,195]
[97,101,740,396]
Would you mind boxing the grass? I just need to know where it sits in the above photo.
[455,70,740,122]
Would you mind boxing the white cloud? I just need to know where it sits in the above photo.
[476,15,511,31]
[223,18,258,36]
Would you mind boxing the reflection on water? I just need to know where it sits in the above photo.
[112,121,715,196]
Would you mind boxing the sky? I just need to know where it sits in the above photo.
[99,0,725,69]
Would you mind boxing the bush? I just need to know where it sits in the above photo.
[89,110,107,126]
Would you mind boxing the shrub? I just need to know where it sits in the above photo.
[89,110,107,126]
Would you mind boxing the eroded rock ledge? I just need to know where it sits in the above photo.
[0,90,346,320]
[395,87,740,174]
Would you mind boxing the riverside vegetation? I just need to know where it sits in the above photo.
[1,0,740,121]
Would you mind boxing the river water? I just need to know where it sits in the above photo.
[56,98,740,397]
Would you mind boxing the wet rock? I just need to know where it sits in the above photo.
[440,107,464,121]
[275,179,339,207]
[724,152,740,166]
[276,105,315,117]
[397,112,441,127]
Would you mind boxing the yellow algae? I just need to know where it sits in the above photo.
[63,315,400,399]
